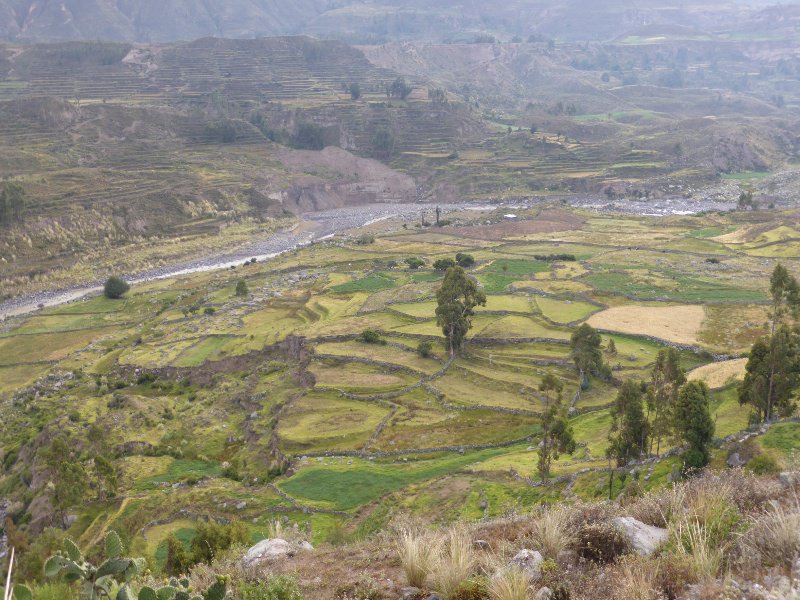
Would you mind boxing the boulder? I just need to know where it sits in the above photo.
[778,471,800,488]
[536,587,553,600]
[241,538,292,566]
[510,548,544,579]
[727,452,746,468]
[400,588,421,600]
[611,517,667,556]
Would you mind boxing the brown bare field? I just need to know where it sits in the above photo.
[586,304,705,345]
[687,358,747,389]
[449,209,585,240]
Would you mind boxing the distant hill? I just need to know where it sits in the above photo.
[0,0,782,44]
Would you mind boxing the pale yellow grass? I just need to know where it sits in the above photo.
[587,304,705,345]
[687,358,747,389]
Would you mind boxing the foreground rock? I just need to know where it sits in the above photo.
[511,548,544,579]
[611,517,667,556]
[242,538,293,566]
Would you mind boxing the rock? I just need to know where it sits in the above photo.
[727,452,746,468]
[474,539,490,550]
[510,549,544,579]
[778,471,800,487]
[536,587,552,600]
[235,501,247,510]
[241,538,292,566]
[612,517,667,556]
[479,499,488,510]
[426,595,443,600]
[400,587,421,600]
[299,541,314,551]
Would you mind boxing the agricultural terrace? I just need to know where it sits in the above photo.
[0,205,796,567]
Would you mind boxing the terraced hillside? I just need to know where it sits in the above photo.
[2,205,798,584]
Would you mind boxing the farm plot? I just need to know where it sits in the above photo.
[587,304,705,346]
[688,358,747,390]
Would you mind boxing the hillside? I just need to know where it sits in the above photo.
[1,204,800,598]
[0,0,783,44]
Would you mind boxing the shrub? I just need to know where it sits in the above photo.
[189,520,249,565]
[451,577,488,600]
[396,528,441,588]
[433,526,477,599]
[576,522,629,563]
[204,307,216,315]
[333,575,385,599]
[417,341,433,358]
[669,519,724,583]
[292,122,326,150]
[355,234,375,245]
[164,534,191,576]
[434,258,457,272]
[359,329,385,345]
[103,276,130,299]
[612,556,660,600]
[235,280,249,297]
[455,253,475,268]
[240,575,303,600]
[746,453,780,475]
[405,257,425,270]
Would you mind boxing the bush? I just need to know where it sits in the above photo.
[433,526,476,599]
[189,520,249,565]
[203,307,216,315]
[433,258,457,272]
[526,508,575,560]
[355,234,375,245]
[455,253,475,268]
[745,453,780,475]
[417,341,433,358]
[292,122,326,150]
[576,522,629,563]
[103,276,130,299]
[235,280,249,297]
[359,329,385,345]
[240,575,303,600]
[405,257,425,270]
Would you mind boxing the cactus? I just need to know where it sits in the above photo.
[137,576,227,600]
[44,531,145,599]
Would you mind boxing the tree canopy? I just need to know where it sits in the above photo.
[435,266,486,357]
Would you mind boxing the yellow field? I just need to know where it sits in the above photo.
[687,358,747,389]
[587,304,705,345]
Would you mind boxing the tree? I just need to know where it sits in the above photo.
[292,122,326,150]
[647,348,686,456]
[537,372,575,481]
[93,454,118,499]
[433,258,456,271]
[739,326,800,422]
[235,280,249,297]
[0,179,25,224]
[609,380,649,466]
[435,266,486,357]
[569,324,609,388]
[53,461,89,525]
[737,189,757,211]
[349,82,361,100]
[606,338,617,356]
[673,381,715,472]
[417,340,433,358]
[164,534,191,577]
[103,276,130,299]
[388,76,413,99]
[372,128,395,161]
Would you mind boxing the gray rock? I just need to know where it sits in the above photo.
[511,548,544,579]
[241,538,291,566]
[400,587,421,600]
[426,595,443,600]
[235,501,247,510]
[299,541,314,552]
[474,539,490,550]
[612,517,667,556]
[536,587,553,600]
[778,471,800,487]
[727,452,746,468]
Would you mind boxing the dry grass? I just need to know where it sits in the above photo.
[739,496,800,569]
[433,525,478,600]
[396,528,442,588]
[525,507,575,560]
[670,519,726,583]
[487,566,531,600]
[587,304,705,345]
[687,358,747,389]
[612,556,661,600]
